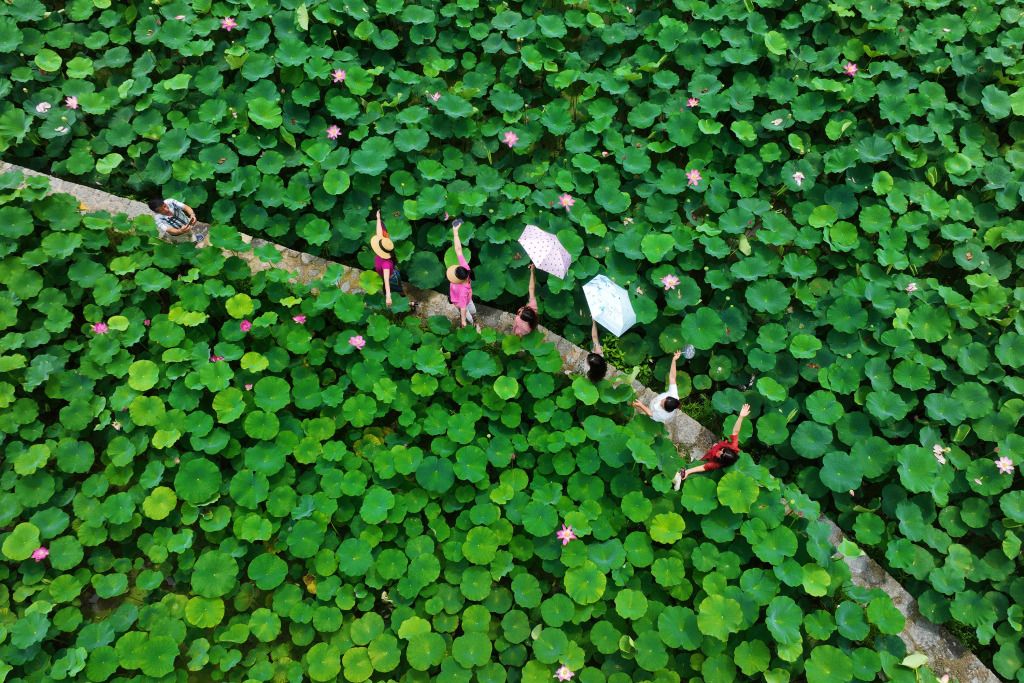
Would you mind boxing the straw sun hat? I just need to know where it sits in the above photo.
[446,264,470,284]
[370,235,394,260]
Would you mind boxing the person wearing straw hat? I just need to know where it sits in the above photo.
[371,209,409,308]
[448,219,479,331]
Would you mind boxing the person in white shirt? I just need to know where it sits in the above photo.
[148,197,203,244]
[632,350,682,423]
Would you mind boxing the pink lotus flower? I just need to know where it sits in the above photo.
[558,194,575,209]
[326,125,341,139]
[35,102,51,114]
[221,16,237,31]
[332,69,346,83]
[210,356,225,362]
[293,315,306,324]
[143,319,151,326]
[792,171,805,187]
[430,92,441,102]
[974,478,983,485]
[65,96,78,109]
[932,444,946,465]
[996,456,1014,475]
[556,524,577,546]
[686,169,702,186]
[350,335,366,350]
[623,218,633,225]
[245,384,253,390]
[843,62,858,76]
[555,666,575,681]
[31,547,48,562]
[240,320,252,332]
[661,274,680,290]
[55,126,69,133]
[232,112,238,118]
[627,6,633,12]
[175,15,186,20]
[687,98,699,107]
[503,131,519,147]
[174,457,180,464]
[92,322,109,334]
[906,283,918,293]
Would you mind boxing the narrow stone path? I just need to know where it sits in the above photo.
[0,161,999,683]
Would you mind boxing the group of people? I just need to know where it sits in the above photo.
[150,199,748,485]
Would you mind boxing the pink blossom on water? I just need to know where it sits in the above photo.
[627,6,633,12]
[686,169,702,186]
[293,315,306,324]
[35,102,51,114]
[431,92,441,102]
[326,125,341,139]
[175,15,186,20]
[232,112,238,118]
[556,524,577,546]
[221,16,237,31]
[932,444,946,465]
[843,62,858,76]
[174,457,180,464]
[906,282,918,293]
[661,274,680,290]
[555,666,575,681]
[240,320,252,332]
[503,131,519,148]
[558,194,575,209]
[210,356,225,362]
[792,171,805,187]
[92,322,109,334]
[143,319,151,326]
[65,95,78,109]
[687,98,699,107]
[332,69,346,83]
[245,384,253,390]
[349,335,366,350]
[31,547,49,562]
[996,456,1015,475]
[55,126,69,133]
[974,478,983,485]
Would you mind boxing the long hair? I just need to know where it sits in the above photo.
[520,306,538,330]
[714,446,740,468]
[586,353,607,382]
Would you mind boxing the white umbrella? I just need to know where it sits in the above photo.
[518,225,572,279]
[583,275,636,336]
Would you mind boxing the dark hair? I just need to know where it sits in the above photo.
[663,397,680,413]
[147,197,166,211]
[714,446,740,468]
[455,266,471,280]
[586,353,607,382]
[519,306,538,330]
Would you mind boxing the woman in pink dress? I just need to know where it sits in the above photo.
[511,264,539,337]
[447,219,479,331]
[371,209,406,308]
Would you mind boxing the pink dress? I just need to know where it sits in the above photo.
[449,254,473,307]
[374,255,394,277]
[512,296,538,337]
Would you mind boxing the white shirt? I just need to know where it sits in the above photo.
[154,198,189,237]
[649,384,679,423]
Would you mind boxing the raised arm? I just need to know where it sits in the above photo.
[452,219,465,264]
[527,263,536,307]
[731,404,750,444]
[668,350,681,386]
[591,319,602,354]
[375,209,384,238]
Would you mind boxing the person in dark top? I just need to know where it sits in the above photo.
[673,403,750,489]
[586,318,608,382]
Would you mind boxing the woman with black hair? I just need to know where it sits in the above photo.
[586,318,608,382]
[673,404,751,489]
[632,351,683,422]
[511,264,539,337]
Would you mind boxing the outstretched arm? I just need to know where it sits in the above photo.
[681,464,709,480]
[527,264,536,307]
[591,319,602,354]
[731,403,750,445]
[668,350,681,386]
[452,220,465,264]
[631,400,653,417]
[375,209,384,238]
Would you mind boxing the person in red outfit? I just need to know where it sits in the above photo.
[673,403,751,489]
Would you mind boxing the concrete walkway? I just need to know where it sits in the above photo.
[0,160,999,683]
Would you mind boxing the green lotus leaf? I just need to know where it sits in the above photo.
[248,553,288,590]
[175,458,222,504]
[407,632,446,671]
[191,550,239,598]
[717,472,759,513]
[564,561,606,605]
[308,643,342,682]
[697,594,743,641]
[2,522,40,561]
[452,632,492,668]
[142,486,177,520]
[185,596,224,628]
[766,596,803,645]
[805,645,853,683]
